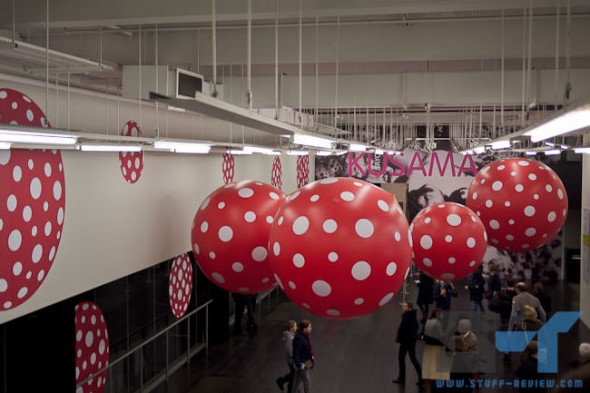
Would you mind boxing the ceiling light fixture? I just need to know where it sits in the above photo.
[80,144,142,152]
[524,97,590,142]
[293,133,333,149]
[153,140,211,154]
[0,142,11,150]
[287,150,309,156]
[0,128,78,145]
[349,143,368,152]
[490,140,511,150]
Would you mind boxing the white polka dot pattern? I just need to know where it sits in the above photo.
[75,301,109,393]
[268,177,411,319]
[118,121,144,184]
[467,157,568,252]
[410,202,486,281]
[222,153,235,184]
[191,180,285,294]
[271,156,283,190]
[0,89,66,310]
[169,253,193,318]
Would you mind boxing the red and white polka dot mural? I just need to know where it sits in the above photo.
[271,156,282,189]
[268,178,412,319]
[118,120,144,184]
[467,158,568,252]
[0,88,66,311]
[169,253,193,318]
[191,180,285,294]
[75,301,110,393]
[410,202,487,281]
[222,153,235,184]
[296,155,309,187]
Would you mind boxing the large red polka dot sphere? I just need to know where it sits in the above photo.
[467,158,568,252]
[268,177,412,319]
[75,301,110,393]
[0,88,66,310]
[191,180,285,294]
[410,202,487,281]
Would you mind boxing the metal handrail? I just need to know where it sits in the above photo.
[76,299,213,391]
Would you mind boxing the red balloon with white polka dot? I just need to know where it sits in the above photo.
[191,180,285,294]
[268,177,412,319]
[0,88,66,311]
[410,202,487,281]
[467,158,568,252]
[169,253,193,318]
[75,301,110,393]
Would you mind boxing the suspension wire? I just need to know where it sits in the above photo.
[155,22,159,138]
[247,0,252,109]
[334,16,340,128]
[553,0,561,109]
[274,0,279,118]
[315,16,319,122]
[564,0,571,106]
[211,0,218,97]
[500,9,505,133]
[139,24,142,127]
[298,0,303,121]
[526,0,534,108]
[45,0,49,116]
[520,7,527,128]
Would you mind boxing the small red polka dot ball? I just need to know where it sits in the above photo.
[410,202,487,281]
[191,180,285,294]
[268,177,412,319]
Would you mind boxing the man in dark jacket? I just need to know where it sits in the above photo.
[416,272,434,325]
[393,302,424,387]
[292,320,314,393]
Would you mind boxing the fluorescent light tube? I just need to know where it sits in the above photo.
[490,140,511,150]
[525,107,590,142]
[525,151,538,156]
[228,149,252,155]
[154,140,211,154]
[574,147,590,154]
[0,142,11,150]
[374,149,384,155]
[473,146,486,154]
[0,129,77,145]
[293,134,333,149]
[243,146,278,155]
[543,149,561,156]
[287,150,309,156]
[349,143,367,152]
[316,151,332,156]
[80,144,141,152]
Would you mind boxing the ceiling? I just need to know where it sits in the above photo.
[1,0,590,151]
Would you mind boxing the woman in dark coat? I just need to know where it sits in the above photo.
[417,272,435,324]
[393,302,424,387]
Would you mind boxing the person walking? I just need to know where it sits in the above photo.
[232,293,257,335]
[417,272,435,328]
[508,282,547,331]
[421,310,450,393]
[276,320,297,392]
[292,320,314,393]
[393,302,424,388]
[466,268,486,313]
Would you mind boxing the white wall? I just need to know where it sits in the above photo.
[580,156,590,329]
[0,145,302,325]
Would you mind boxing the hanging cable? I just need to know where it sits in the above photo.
[247,0,253,109]
[500,9,505,133]
[553,0,561,109]
[334,16,340,129]
[67,73,71,129]
[45,0,49,116]
[139,24,142,127]
[315,16,319,122]
[564,0,571,105]
[298,0,303,122]
[520,7,527,128]
[274,0,279,118]
[211,0,218,97]
[155,21,160,138]
[526,0,534,108]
